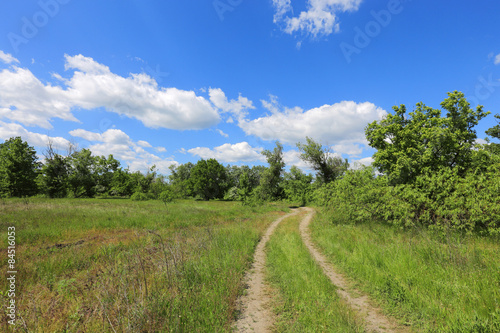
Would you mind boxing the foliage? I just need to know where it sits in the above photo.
[282,166,314,206]
[131,191,149,201]
[38,145,70,198]
[168,162,194,198]
[297,136,349,184]
[158,188,174,206]
[237,171,252,204]
[190,159,229,200]
[0,137,40,197]
[259,141,285,201]
[366,91,489,185]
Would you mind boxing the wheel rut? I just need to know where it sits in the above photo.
[299,207,409,333]
[234,209,300,332]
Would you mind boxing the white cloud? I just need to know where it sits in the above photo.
[70,128,178,173]
[0,66,78,128]
[188,142,265,163]
[155,146,167,152]
[283,149,314,170]
[0,51,19,64]
[273,0,362,37]
[239,100,386,147]
[0,120,70,151]
[495,54,500,65]
[0,52,222,130]
[208,88,254,119]
[216,129,229,138]
[350,156,374,169]
[332,142,364,157]
[137,140,152,148]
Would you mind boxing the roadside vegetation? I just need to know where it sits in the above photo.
[0,198,289,332]
[311,209,500,332]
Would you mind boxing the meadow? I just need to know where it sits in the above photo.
[0,198,290,332]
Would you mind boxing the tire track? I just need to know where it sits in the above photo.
[234,209,300,332]
[299,207,408,333]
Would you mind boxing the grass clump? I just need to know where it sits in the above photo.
[310,209,500,332]
[266,210,365,332]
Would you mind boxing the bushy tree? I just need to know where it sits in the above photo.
[258,141,285,201]
[297,137,348,184]
[283,166,313,206]
[168,162,194,198]
[0,137,40,197]
[190,159,228,200]
[366,91,490,184]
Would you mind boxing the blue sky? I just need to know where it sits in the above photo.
[0,0,499,174]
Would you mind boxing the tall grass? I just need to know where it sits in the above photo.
[266,211,365,332]
[310,209,500,332]
[0,198,290,332]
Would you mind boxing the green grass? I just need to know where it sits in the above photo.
[266,210,365,332]
[310,208,500,333]
[0,197,290,332]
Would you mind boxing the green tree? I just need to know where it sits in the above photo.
[67,149,97,197]
[366,91,490,184]
[258,141,285,201]
[39,153,69,198]
[190,159,228,200]
[283,166,313,206]
[168,162,194,198]
[94,154,120,195]
[0,137,40,197]
[238,171,252,203]
[485,113,500,155]
[297,137,348,184]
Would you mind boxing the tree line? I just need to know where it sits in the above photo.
[0,133,347,205]
[1,91,499,232]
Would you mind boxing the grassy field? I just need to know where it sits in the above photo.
[310,209,500,333]
[0,198,290,332]
[266,210,365,332]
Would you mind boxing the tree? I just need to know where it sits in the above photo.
[67,149,97,197]
[238,171,252,203]
[258,141,285,200]
[365,91,490,184]
[190,159,229,200]
[0,137,40,197]
[297,137,348,184]
[168,162,194,198]
[485,113,500,155]
[283,166,313,206]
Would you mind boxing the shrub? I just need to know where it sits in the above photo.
[131,192,148,201]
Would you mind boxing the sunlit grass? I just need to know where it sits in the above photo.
[0,197,290,332]
[266,210,365,332]
[310,208,500,332]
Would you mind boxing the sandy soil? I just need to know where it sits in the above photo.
[233,209,300,332]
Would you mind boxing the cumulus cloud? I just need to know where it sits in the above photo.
[0,120,71,151]
[0,66,78,128]
[155,146,167,153]
[0,52,222,130]
[239,99,386,147]
[209,88,254,119]
[0,51,19,64]
[70,128,178,173]
[188,142,265,163]
[273,0,362,37]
